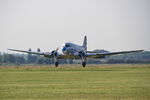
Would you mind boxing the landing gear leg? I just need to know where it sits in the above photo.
[81,56,86,68]
[53,56,59,67]
[55,62,59,67]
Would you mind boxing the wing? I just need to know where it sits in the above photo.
[8,49,66,58]
[86,50,144,58]
[8,49,45,55]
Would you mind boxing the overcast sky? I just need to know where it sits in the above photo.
[0,0,150,53]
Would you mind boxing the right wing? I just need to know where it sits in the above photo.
[8,49,66,58]
[8,49,45,55]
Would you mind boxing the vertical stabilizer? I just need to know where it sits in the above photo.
[83,36,87,51]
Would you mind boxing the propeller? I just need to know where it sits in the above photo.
[51,47,59,67]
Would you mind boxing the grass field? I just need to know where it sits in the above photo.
[0,64,150,100]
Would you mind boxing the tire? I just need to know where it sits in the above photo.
[55,62,59,67]
[82,62,86,68]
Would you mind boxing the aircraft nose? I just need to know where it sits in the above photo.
[62,47,66,51]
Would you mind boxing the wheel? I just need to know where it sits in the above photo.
[55,62,59,67]
[82,62,86,68]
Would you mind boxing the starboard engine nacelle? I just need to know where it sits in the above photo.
[78,51,86,57]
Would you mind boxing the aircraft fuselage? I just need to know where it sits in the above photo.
[62,42,84,57]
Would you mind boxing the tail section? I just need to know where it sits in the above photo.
[83,36,87,51]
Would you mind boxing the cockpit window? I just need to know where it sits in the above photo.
[65,44,70,47]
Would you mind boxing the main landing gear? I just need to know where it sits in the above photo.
[79,51,86,68]
[55,61,59,67]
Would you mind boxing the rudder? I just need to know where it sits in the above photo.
[83,36,87,51]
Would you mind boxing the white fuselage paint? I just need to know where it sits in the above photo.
[62,42,84,56]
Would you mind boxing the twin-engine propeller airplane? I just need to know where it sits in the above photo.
[8,36,143,67]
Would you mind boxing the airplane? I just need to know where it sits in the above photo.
[8,36,143,67]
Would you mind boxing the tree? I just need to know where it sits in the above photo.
[37,48,40,52]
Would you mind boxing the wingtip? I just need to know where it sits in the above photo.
[136,50,144,52]
[7,48,13,51]
[7,48,11,50]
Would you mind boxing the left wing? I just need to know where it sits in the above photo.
[86,50,144,58]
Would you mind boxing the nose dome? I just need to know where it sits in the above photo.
[62,47,66,51]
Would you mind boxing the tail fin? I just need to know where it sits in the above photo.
[83,36,87,51]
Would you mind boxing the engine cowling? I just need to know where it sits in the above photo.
[78,51,86,57]
[51,50,58,57]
